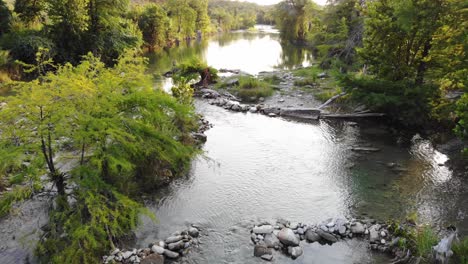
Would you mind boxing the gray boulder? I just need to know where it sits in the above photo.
[264,234,280,248]
[317,230,338,243]
[163,249,179,259]
[188,227,199,238]
[151,245,165,255]
[278,228,300,246]
[165,235,182,244]
[305,230,321,242]
[351,222,365,234]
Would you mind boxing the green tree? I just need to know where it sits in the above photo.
[1,50,199,262]
[14,0,46,25]
[0,0,11,36]
[361,0,448,84]
[138,3,169,51]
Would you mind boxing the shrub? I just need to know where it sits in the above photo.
[341,75,440,128]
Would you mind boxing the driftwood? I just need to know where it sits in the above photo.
[433,232,457,264]
[317,92,347,110]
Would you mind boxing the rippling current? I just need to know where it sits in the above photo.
[132,25,468,263]
[134,101,467,264]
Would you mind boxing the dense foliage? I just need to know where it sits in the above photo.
[0,51,198,262]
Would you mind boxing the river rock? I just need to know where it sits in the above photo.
[289,222,299,230]
[338,225,346,235]
[231,104,241,111]
[380,230,387,237]
[189,227,199,238]
[305,229,321,242]
[122,250,135,259]
[165,235,182,244]
[141,254,164,264]
[369,227,379,242]
[264,234,280,248]
[317,230,338,243]
[151,245,165,255]
[163,249,179,259]
[168,241,184,251]
[288,246,303,258]
[297,228,305,235]
[351,222,365,234]
[249,107,257,113]
[253,225,274,234]
[278,228,300,246]
[254,245,272,257]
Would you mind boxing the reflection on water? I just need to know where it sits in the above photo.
[146,25,313,77]
[135,101,468,263]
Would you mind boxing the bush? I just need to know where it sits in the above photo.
[341,75,440,128]
[453,237,468,264]
[1,32,55,66]
[234,76,273,101]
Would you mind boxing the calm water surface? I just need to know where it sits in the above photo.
[135,26,468,263]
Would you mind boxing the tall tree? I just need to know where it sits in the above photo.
[361,0,448,84]
[0,0,11,36]
[138,3,169,51]
[14,0,46,25]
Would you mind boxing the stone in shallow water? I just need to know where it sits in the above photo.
[141,254,164,264]
[305,229,321,242]
[289,222,299,230]
[165,235,182,244]
[163,249,179,259]
[254,245,272,257]
[316,230,338,243]
[297,228,305,235]
[264,233,280,248]
[188,227,199,238]
[151,245,165,255]
[288,246,303,258]
[277,228,300,246]
[253,225,274,234]
[351,222,365,234]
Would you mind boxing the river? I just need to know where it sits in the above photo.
[133,26,468,263]
[0,26,466,264]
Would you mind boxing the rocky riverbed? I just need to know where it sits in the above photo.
[250,218,419,263]
[103,226,202,264]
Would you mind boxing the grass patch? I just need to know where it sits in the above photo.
[234,76,273,102]
[413,226,438,257]
[294,78,317,87]
[262,75,282,85]
[292,66,322,79]
[453,237,468,264]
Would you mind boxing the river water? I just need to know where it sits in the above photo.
[134,26,468,263]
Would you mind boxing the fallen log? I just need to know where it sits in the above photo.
[317,92,347,110]
[280,108,321,120]
[320,113,385,119]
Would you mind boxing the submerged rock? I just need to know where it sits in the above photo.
[163,249,179,259]
[188,227,200,238]
[316,230,338,243]
[254,245,272,257]
[305,229,321,242]
[141,254,164,264]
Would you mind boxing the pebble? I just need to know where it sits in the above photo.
[261,254,273,261]
[151,245,165,255]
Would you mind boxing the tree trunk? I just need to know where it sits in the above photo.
[415,39,432,86]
